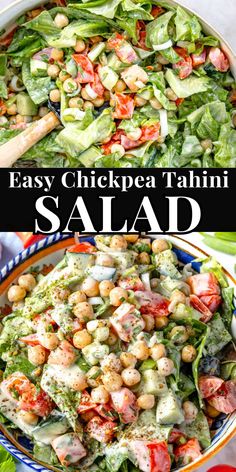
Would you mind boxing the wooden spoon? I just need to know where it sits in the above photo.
[0,112,60,168]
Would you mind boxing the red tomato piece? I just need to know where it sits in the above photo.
[168,429,186,445]
[107,33,138,64]
[200,294,222,313]
[107,33,124,50]
[188,273,220,297]
[0,99,7,116]
[68,242,95,253]
[189,294,213,323]
[110,302,145,342]
[73,54,94,83]
[1,373,32,400]
[175,438,202,466]
[175,98,184,107]
[91,72,104,97]
[77,391,97,414]
[207,381,236,414]
[111,388,139,423]
[147,442,171,472]
[94,403,117,420]
[0,27,17,46]
[191,49,207,68]
[151,6,165,17]
[113,93,135,119]
[48,340,76,368]
[199,376,224,399]
[86,416,116,443]
[118,275,145,291]
[120,135,142,150]
[209,47,230,72]
[135,290,170,317]
[52,433,86,467]
[19,334,40,346]
[141,123,160,142]
[20,389,54,417]
[173,47,193,79]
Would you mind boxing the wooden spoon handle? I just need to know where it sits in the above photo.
[0,112,60,168]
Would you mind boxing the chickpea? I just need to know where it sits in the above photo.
[126,128,142,141]
[109,287,128,307]
[111,144,125,156]
[19,411,38,426]
[99,280,115,297]
[104,90,110,101]
[121,368,141,386]
[59,70,70,82]
[183,401,198,424]
[150,343,166,361]
[82,277,99,297]
[134,95,147,107]
[181,345,197,363]
[73,302,94,322]
[40,333,59,350]
[137,394,155,410]
[165,87,177,101]
[8,285,26,303]
[150,278,158,289]
[101,353,122,373]
[86,366,102,388]
[94,326,109,342]
[28,345,46,366]
[124,234,139,243]
[137,252,150,265]
[70,372,88,391]
[156,54,169,65]
[86,319,101,333]
[157,357,174,376]
[96,253,114,267]
[73,329,92,349]
[143,314,155,332]
[91,36,102,43]
[131,341,149,360]
[39,106,49,118]
[7,104,17,115]
[51,287,70,304]
[170,326,189,344]
[201,139,213,151]
[155,316,169,329]
[54,13,69,28]
[81,88,91,100]
[47,64,60,79]
[15,114,25,124]
[69,97,83,108]
[51,48,64,61]
[169,289,186,312]
[120,352,137,368]
[84,101,94,110]
[63,78,78,94]
[49,89,60,102]
[152,239,169,254]
[110,235,127,251]
[18,274,36,292]
[102,371,123,392]
[91,385,110,404]
[150,98,162,110]
[68,290,87,305]
[107,331,118,346]
[114,79,126,93]
[93,97,104,108]
[74,39,86,53]
[206,403,220,418]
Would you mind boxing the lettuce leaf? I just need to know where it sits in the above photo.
[47,19,109,47]
[180,411,211,449]
[0,79,7,99]
[22,60,52,104]
[146,11,174,48]
[6,29,43,66]
[174,6,201,42]
[214,123,236,167]
[221,287,234,330]
[24,10,60,36]
[68,0,122,19]
[196,106,220,141]
[206,313,232,356]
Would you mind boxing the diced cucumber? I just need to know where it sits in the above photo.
[30,59,48,77]
[156,389,184,424]
[141,369,168,396]
[88,42,106,62]
[107,52,125,72]
[98,65,119,91]
[82,342,109,365]
[79,146,103,168]
[32,411,70,445]
[88,265,116,281]
[66,251,96,273]
[16,92,38,116]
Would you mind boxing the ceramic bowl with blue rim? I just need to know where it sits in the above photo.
[0,234,235,472]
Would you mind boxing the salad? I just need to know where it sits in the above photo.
[0,235,235,472]
[0,1,236,167]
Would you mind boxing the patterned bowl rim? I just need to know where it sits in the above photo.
[0,233,235,472]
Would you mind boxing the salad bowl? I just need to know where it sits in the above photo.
[0,233,235,472]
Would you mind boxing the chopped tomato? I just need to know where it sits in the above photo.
[1,373,32,400]
[107,33,138,64]
[68,242,95,253]
[91,72,104,97]
[101,130,125,154]
[20,389,54,417]
[137,31,150,51]
[107,33,124,49]
[111,388,139,423]
[121,135,142,150]
[0,28,17,47]
[191,49,207,68]
[168,429,186,445]
[188,273,220,297]
[86,416,116,443]
[118,275,145,291]
[19,334,40,346]
[151,6,165,17]
[110,302,145,342]
[209,47,230,72]
[77,391,97,414]
[48,341,76,367]
[147,442,171,472]
[200,294,222,313]
[199,376,224,398]
[52,433,86,467]
[94,403,117,420]
[0,100,7,117]
[173,47,193,79]
[189,294,213,323]
[141,123,160,142]
[175,438,202,466]
[135,290,170,317]
[175,98,184,107]
[207,381,236,414]
[113,93,134,119]
[73,54,94,83]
